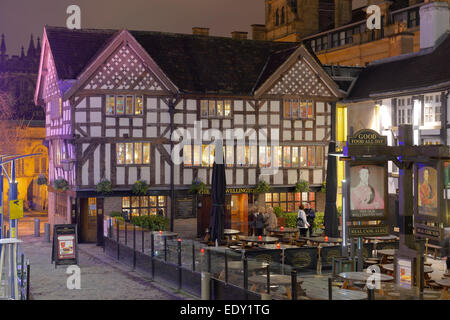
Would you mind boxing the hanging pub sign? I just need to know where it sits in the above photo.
[349,162,388,221]
[348,129,388,146]
[52,224,79,267]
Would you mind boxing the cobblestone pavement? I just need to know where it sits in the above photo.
[13,212,194,300]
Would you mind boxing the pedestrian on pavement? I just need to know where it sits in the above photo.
[297,204,310,237]
[265,206,278,231]
[254,207,266,237]
[305,203,316,237]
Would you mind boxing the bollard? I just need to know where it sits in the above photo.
[328,277,333,300]
[201,272,211,300]
[291,269,297,300]
[44,223,51,242]
[34,219,40,237]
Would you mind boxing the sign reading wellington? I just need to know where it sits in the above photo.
[52,224,79,267]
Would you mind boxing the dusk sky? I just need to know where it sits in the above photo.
[0,0,264,55]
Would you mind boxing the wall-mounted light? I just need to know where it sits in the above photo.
[197,201,202,208]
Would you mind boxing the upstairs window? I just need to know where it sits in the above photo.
[50,98,62,119]
[200,100,232,118]
[106,95,144,116]
[397,97,412,125]
[116,142,150,165]
[424,94,441,125]
[283,99,314,119]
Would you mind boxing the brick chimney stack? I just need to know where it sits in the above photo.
[334,0,353,28]
[192,27,210,36]
[231,31,248,40]
[251,24,266,40]
[419,1,450,49]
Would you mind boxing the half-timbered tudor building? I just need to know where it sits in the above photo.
[34,26,345,243]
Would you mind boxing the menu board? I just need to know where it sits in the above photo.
[52,224,78,267]
[397,258,412,289]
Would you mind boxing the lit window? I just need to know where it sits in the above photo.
[134,143,142,164]
[117,143,150,165]
[183,145,192,167]
[122,196,167,217]
[126,96,134,115]
[283,146,291,167]
[106,95,115,115]
[116,96,125,115]
[284,99,314,119]
[117,143,125,164]
[135,96,143,115]
[292,147,299,167]
[193,145,201,166]
[201,100,232,118]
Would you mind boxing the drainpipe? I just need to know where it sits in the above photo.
[169,97,177,232]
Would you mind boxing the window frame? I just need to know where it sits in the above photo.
[105,95,144,117]
[116,142,151,165]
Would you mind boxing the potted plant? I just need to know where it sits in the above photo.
[96,179,113,196]
[295,179,309,193]
[189,179,207,194]
[132,180,149,196]
[320,181,326,193]
[273,206,286,227]
[54,177,69,191]
[255,180,272,194]
[37,174,48,186]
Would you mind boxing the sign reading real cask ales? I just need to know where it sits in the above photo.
[348,129,387,146]
[348,225,389,238]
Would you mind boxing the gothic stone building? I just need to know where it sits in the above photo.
[34,26,347,243]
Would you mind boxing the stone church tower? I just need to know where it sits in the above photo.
[264,0,352,41]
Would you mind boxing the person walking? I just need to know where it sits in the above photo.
[297,204,310,237]
[265,206,278,231]
[305,203,316,237]
[254,207,266,237]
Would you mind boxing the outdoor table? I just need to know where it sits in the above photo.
[298,237,342,275]
[258,244,298,250]
[338,271,393,295]
[223,229,241,246]
[377,249,397,264]
[238,236,279,248]
[152,231,178,238]
[380,264,433,277]
[248,273,303,299]
[435,278,450,300]
[226,260,269,271]
[364,235,399,243]
[266,227,299,244]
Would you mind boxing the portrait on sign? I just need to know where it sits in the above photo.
[418,165,438,217]
[349,163,386,220]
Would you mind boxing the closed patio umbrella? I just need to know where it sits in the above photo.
[324,141,339,238]
[208,142,226,243]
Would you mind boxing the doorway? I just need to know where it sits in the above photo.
[81,198,97,243]
[230,194,248,234]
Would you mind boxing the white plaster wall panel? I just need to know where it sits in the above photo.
[82,144,89,153]
[117,167,125,185]
[234,100,244,111]
[155,150,160,184]
[160,100,169,110]
[147,127,157,137]
[300,170,309,181]
[327,115,331,124]
[283,120,291,129]
[94,147,100,184]
[260,102,268,112]
[82,162,89,185]
[75,112,86,123]
[305,131,313,140]
[90,112,101,122]
[175,101,183,110]
[259,115,267,125]
[147,98,157,110]
[316,116,325,126]
[235,115,244,125]
[165,163,171,185]
[133,129,143,137]
[283,131,291,140]
[174,164,180,185]
[141,167,150,184]
[187,114,196,124]
[106,129,115,137]
[270,101,280,112]
[260,174,270,183]
[270,115,280,125]
[147,112,157,123]
[133,118,143,126]
[187,100,196,111]
[305,121,313,129]
[119,129,129,137]
[106,118,115,126]
[313,170,323,184]
[246,102,255,112]
[160,112,170,123]
[90,97,101,108]
[212,120,220,128]
[198,169,207,184]
[184,169,193,185]
[226,169,233,185]
[105,144,111,181]
[76,98,86,109]
[274,170,283,185]
[129,167,137,185]
[294,131,302,140]
[163,145,170,155]
[174,113,183,124]
[247,115,255,125]
[316,102,325,113]
[248,169,256,185]
[236,169,244,185]
[288,170,297,184]
[91,126,101,137]
[316,128,325,141]
[119,118,129,126]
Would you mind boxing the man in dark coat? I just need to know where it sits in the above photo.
[305,203,316,237]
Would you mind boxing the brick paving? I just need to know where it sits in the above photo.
[13,212,195,300]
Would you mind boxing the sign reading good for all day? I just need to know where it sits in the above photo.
[348,129,387,146]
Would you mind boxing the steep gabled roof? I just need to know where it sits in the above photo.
[346,32,450,101]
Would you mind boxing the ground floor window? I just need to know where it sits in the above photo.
[122,196,167,218]
[265,192,316,212]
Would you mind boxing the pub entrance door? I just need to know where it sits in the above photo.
[230,194,248,235]
[80,198,97,243]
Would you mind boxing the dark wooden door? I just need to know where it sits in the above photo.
[96,198,104,246]
[197,195,212,238]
